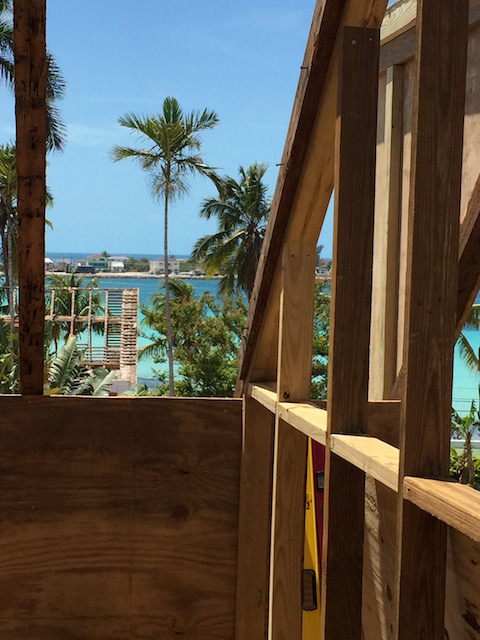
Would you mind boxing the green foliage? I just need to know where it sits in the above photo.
[46,335,114,396]
[111,96,219,395]
[311,280,330,400]
[0,317,17,393]
[451,400,480,488]
[450,447,480,490]
[0,1,66,151]
[45,272,104,352]
[191,163,271,297]
[140,280,247,397]
[124,256,150,272]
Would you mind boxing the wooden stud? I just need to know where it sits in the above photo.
[395,1,469,638]
[14,0,47,394]
[277,244,316,403]
[370,65,403,401]
[321,26,379,640]
[235,396,274,640]
[268,244,315,640]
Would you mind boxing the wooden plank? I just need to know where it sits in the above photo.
[14,0,47,395]
[395,1,469,638]
[321,26,379,640]
[330,435,399,492]
[367,400,401,447]
[237,0,389,389]
[0,396,241,640]
[380,0,416,46]
[370,65,403,401]
[278,402,327,444]
[379,0,480,70]
[445,528,480,639]
[404,477,480,544]
[248,381,277,413]
[268,245,314,640]
[277,244,316,402]
[236,396,274,640]
[457,172,480,336]
[268,420,307,640]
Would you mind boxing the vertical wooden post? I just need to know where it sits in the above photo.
[235,396,274,640]
[268,243,316,640]
[370,64,403,401]
[383,65,403,397]
[321,27,379,640]
[395,1,469,639]
[14,0,47,394]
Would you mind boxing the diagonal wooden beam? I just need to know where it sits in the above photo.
[236,0,389,391]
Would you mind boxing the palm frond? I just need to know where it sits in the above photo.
[458,331,480,372]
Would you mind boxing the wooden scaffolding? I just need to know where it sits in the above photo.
[6,0,480,638]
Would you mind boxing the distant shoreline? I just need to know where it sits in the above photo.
[46,271,210,280]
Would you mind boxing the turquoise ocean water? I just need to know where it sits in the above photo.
[44,263,480,409]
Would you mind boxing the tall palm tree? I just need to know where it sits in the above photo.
[191,163,271,298]
[0,0,66,151]
[111,96,219,395]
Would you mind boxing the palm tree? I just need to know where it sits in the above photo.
[0,0,66,151]
[0,143,54,339]
[191,163,271,298]
[111,96,219,395]
[0,143,17,336]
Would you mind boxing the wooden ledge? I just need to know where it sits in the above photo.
[248,382,277,413]
[278,402,327,445]
[403,477,480,543]
[330,435,399,492]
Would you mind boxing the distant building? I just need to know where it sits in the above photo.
[53,257,72,272]
[110,261,125,272]
[87,254,111,271]
[149,258,181,274]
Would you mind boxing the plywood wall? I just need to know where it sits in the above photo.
[0,397,241,640]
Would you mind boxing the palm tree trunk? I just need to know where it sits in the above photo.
[6,225,14,339]
[164,187,175,396]
[466,432,475,487]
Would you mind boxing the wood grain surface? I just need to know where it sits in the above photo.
[0,397,241,640]
[321,26,380,640]
[395,1,469,638]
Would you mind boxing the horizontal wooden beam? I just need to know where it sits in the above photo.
[248,384,399,488]
[379,0,480,70]
[404,477,480,544]
[330,435,399,491]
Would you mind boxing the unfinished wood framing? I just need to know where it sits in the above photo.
[237,0,480,639]
[268,245,314,640]
[395,1,469,638]
[321,26,379,640]
[9,0,480,638]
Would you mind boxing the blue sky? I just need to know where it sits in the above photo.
[0,0,340,257]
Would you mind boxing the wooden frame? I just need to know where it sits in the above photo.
[237,0,480,639]
[10,0,480,638]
